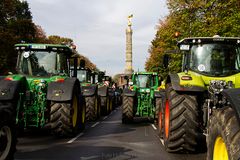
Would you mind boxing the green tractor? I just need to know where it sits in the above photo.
[98,74,114,116]
[122,72,162,123]
[0,76,17,160]
[160,36,240,159]
[0,43,86,137]
[71,60,101,121]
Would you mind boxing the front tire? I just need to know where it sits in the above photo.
[50,93,80,137]
[0,107,16,160]
[122,96,134,124]
[163,84,201,152]
[85,96,98,121]
[207,107,240,160]
[100,97,110,116]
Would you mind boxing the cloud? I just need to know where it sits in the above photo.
[27,0,169,76]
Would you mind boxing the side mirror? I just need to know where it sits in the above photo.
[163,54,169,69]
[72,58,78,77]
[158,78,162,86]
[80,59,85,68]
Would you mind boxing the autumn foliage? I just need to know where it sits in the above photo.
[145,0,240,78]
[0,0,97,74]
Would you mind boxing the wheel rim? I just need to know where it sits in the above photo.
[0,125,12,160]
[72,95,78,127]
[165,100,170,139]
[213,136,229,160]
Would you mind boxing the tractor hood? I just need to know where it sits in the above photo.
[5,74,67,90]
[178,71,240,90]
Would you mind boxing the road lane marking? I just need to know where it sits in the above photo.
[144,127,149,136]
[67,132,84,144]
[160,138,164,146]
[103,116,108,120]
[151,124,157,130]
[91,122,100,128]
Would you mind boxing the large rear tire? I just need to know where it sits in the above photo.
[207,107,240,160]
[122,96,134,124]
[0,107,16,160]
[85,96,98,121]
[163,84,201,152]
[50,93,80,137]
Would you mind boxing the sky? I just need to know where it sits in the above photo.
[27,0,169,76]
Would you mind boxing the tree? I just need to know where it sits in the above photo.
[0,0,37,74]
[48,35,73,44]
[145,0,240,79]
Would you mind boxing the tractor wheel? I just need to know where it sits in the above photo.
[85,96,98,121]
[163,84,201,152]
[96,97,101,118]
[79,97,86,131]
[0,107,17,160]
[155,98,161,120]
[156,98,164,138]
[50,92,80,137]
[207,107,240,160]
[109,97,113,113]
[122,96,134,124]
[101,97,109,116]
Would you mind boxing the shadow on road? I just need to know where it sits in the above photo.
[16,144,134,160]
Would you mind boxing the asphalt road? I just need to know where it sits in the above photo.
[15,107,206,160]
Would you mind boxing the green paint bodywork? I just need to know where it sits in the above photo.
[11,43,74,128]
[130,72,159,118]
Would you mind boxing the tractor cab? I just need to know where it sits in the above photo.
[178,37,240,77]
[163,37,240,90]
[15,44,76,77]
[131,72,159,91]
[76,68,91,83]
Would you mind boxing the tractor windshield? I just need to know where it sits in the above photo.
[18,50,68,77]
[77,70,87,82]
[135,74,153,88]
[189,43,240,76]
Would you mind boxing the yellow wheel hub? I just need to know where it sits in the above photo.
[72,95,78,127]
[213,136,229,160]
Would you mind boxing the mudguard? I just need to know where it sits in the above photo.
[81,85,97,97]
[47,78,79,101]
[0,79,21,100]
[98,86,108,97]
[222,88,240,122]
[123,88,136,97]
[168,74,205,92]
